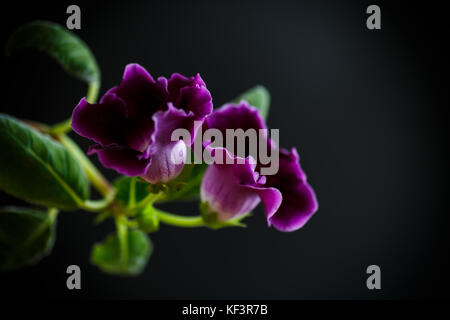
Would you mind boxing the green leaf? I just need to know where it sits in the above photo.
[232,85,270,120]
[0,113,89,209]
[0,206,57,270]
[114,176,152,207]
[6,20,100,84]
[91,230,152,276]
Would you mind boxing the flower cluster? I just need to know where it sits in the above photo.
[201,102,318,231]
[72,64,317,232]
[72,64,212,183]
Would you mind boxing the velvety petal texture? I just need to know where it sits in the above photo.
[204,101,266,135]
[72,63,212,183]
[202,101,273,160]
[200,102,318,232]
[201,147,282,221]
[264,148,318,232]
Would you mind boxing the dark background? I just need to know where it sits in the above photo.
[1,0,449,299]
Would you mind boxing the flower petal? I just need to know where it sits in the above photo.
[246,185,282,220]
[71,94,128,147]
[109,64,168,119]
[139,104,194,182]
[88,145,150,176]
[125,116,155,153]
[203,102,272,161]
[108,66,169,152]
[168,73,212,120]
[141,139,186,183]
[265,148,318,231]
[203,101,267,135]
[200,146,282,222]
[201,158,261,221]
[268,182,317,232]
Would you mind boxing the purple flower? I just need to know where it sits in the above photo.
[201,102,318,232]
[201,146,282,223]
[264,147,318,231]
[72,64,212,183]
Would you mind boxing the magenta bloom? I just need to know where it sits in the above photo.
[201,102,318,232]
[72,64,212,183]
[201,146,282,222]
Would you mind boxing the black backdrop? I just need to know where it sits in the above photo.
[1,0,449,299]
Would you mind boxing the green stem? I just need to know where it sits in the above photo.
[49,81,100,135]
[49,118,72,135]
[48,208,59,220]
[128,177,137,208]
[155,166,204,204]
[47,81,112,209]
[116,216,129,268]
[86,81,100,103]
[132,191,162,213]
[154,208,204,228]
[57,133,112,197]
[82,190,116,212]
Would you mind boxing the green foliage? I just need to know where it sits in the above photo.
[233,85,270,120]
[6,20,100,84]
[91,230,152,276]
[114,176,153,206]
[137,205,159,233]
[0,206,57,270]
[0,114,89,209]
[0,19,275,276]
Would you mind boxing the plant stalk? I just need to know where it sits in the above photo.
[57,133,112,197]
[154,208,204,228]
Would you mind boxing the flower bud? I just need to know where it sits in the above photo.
[141,139,186,183]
